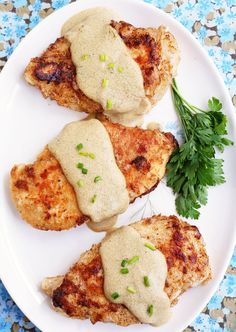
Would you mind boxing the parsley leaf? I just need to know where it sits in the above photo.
[208,97,222,112]
[167,79,233,219]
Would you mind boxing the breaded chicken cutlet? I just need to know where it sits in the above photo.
[24,22,180,113]
[10,120,177,231]
[42,215,212,326]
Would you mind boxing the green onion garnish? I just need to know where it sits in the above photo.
[127,256,139,265]
[99,54,108,62]
[82,168,88,174]
[79,152,89,157]
[127,286,136,294]
[81,54,89,61]
[79,151,95,159]
[102,78,109,88]
[91,194,97,203]
[107,99,113,110]
[76,143,83,151]
[144,243,156,251]
[120,268,129,274]
[107,62,114,69]
[111,292,119,300]
[147,304,154,317]
[118,66,124,73]
[77,162,84,169]
[77,180,84,188]
[144,276,150,287]
[94,176,102,183]
[89,153,95,159]
[121,259,127,267]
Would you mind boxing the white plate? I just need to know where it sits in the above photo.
[0,0,235,331]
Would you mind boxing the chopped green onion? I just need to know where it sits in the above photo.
[77,162,84,169]
[147,304,153,317]
[79,151,89,157]
[77,180,84,188]
[90,194,97,203]
[102,78,109,88]
[81,54,89,61]
[82,168,88,174]
[120,268,129,274]
[89,153,95,159]
[76,143,83,151]
[94,176,102,183]
[127,286,136,294]
[99,53,108,62]
[144,242,156,251]
[79,151,95,159]
[144,276,150,287]
[107,99,113,110]
[111,292,119,300]
[127,256,139,265]
[107,62,114,69]
[118,66,124,73]
[121,259,128,267]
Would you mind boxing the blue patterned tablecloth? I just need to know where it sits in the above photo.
[0,1,235,331]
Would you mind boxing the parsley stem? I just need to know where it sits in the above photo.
[171,81,190,141]
[172,79,204,114]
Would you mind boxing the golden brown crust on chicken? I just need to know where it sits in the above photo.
[43,215,212,326]
[25,37,102,114]
[111,22,180,104]
[10,148,88,231]
[10,121,177,230]
[24,21,180,112]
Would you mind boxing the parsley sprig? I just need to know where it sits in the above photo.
[167,78,233,219]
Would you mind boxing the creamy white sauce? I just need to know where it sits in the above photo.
[61,7,151,127]
[48,119,129,227]
[147,121,162,131]
[100,226,171,326]
[87,216,117,232]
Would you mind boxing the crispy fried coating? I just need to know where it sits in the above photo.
[10,121,176,230]
[111,22,180,104]
[24,22,180,112]
[42,215,212,326]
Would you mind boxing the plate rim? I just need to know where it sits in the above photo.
[0,0,235,331]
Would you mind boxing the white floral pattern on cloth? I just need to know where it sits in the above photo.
[0,1,235,331]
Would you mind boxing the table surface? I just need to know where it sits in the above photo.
[0,0,235,331]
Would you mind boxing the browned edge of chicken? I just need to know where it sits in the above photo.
[42,215,212,326]
[10,121,177,230]
[24,21,180,113]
